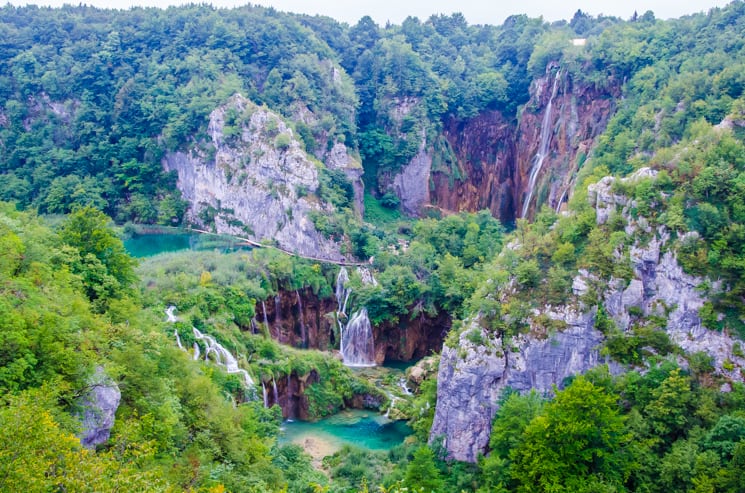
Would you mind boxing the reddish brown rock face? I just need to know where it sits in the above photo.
[433,111,518,220]
[427,69,620,223]
[254,288,447,364]
[254,288,446,418]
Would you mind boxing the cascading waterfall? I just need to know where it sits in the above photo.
[165,306,256,392]
[399,378,413,396]
[295,290,307,348]
[335,267,351,318]
[262,382,269,408]
[166,306,185,350]
[193,327,255,388]
[335,268,376,367]
[174,330,184,350]
[521,69,561,219]
[272,377,279,405]
[341,308,376,367]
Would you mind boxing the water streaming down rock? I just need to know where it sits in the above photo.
[296,290,307,348]
[521,70,561,219]
[272,377,279,405]
[262,382,269,408]
[166,307,255,392]
[193,327,255,389]
[335,268,376,367]
[341,308,376,367]
[261,300,270,331]
[399,378,413,396]
[555,187,568,213]
[174,330,184,350]
[335,267,351,318]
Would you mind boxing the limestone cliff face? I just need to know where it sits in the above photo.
[163,94,346,261]
[430,311,606,462]
[390,65,618,223]
[430,168,745,463]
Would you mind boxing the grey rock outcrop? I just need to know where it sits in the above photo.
[325,142,365,216]
[431,167,745,462]
[79,367,121,448]
[430,308,607,462]
[392,132,432,216]
[164,94,345,261]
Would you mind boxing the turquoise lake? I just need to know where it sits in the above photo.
[280,409,411,456]
[123,231,250,258]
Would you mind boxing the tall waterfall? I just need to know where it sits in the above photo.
[521,70,561,219]
[274,295,282,333]
[335,267,376,367]
[165,306,256,392]
[262,382,269,408]
[341,308,376,367]
[272,377,279,404]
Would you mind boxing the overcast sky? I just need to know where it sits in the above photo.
[7,0,732,25]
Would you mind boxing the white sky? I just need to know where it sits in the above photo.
[7,0,733,25]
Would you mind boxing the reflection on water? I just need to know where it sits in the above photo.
[279,409,411,456]
[123,232,250,258]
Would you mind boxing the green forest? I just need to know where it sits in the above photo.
[2,1,745,492]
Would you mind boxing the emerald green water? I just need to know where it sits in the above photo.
[280,410,411,455]
[123,232,250,258]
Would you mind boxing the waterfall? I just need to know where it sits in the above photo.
[165,305,177,323]
[261,300,269,330]
[341,308,376,367]
[335,268,377,367]
[272,377,279,404]
[555,187,568,213]
[521,70,561,219]
[262,382,269,408]
[399,377,413,396]
[165,307,255,395]
[335,267,351,317]
[192,327,255,389]
[165,306,185,351]
[296,290,307,348]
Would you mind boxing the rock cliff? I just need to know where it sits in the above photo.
[430,168,745,462]
[388,65,619,223]
[255,287,447,363]
[164,94,358,261]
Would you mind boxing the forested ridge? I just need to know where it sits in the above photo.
[2,1,745,492]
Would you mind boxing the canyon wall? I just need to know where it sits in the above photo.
[390,65,620,223]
